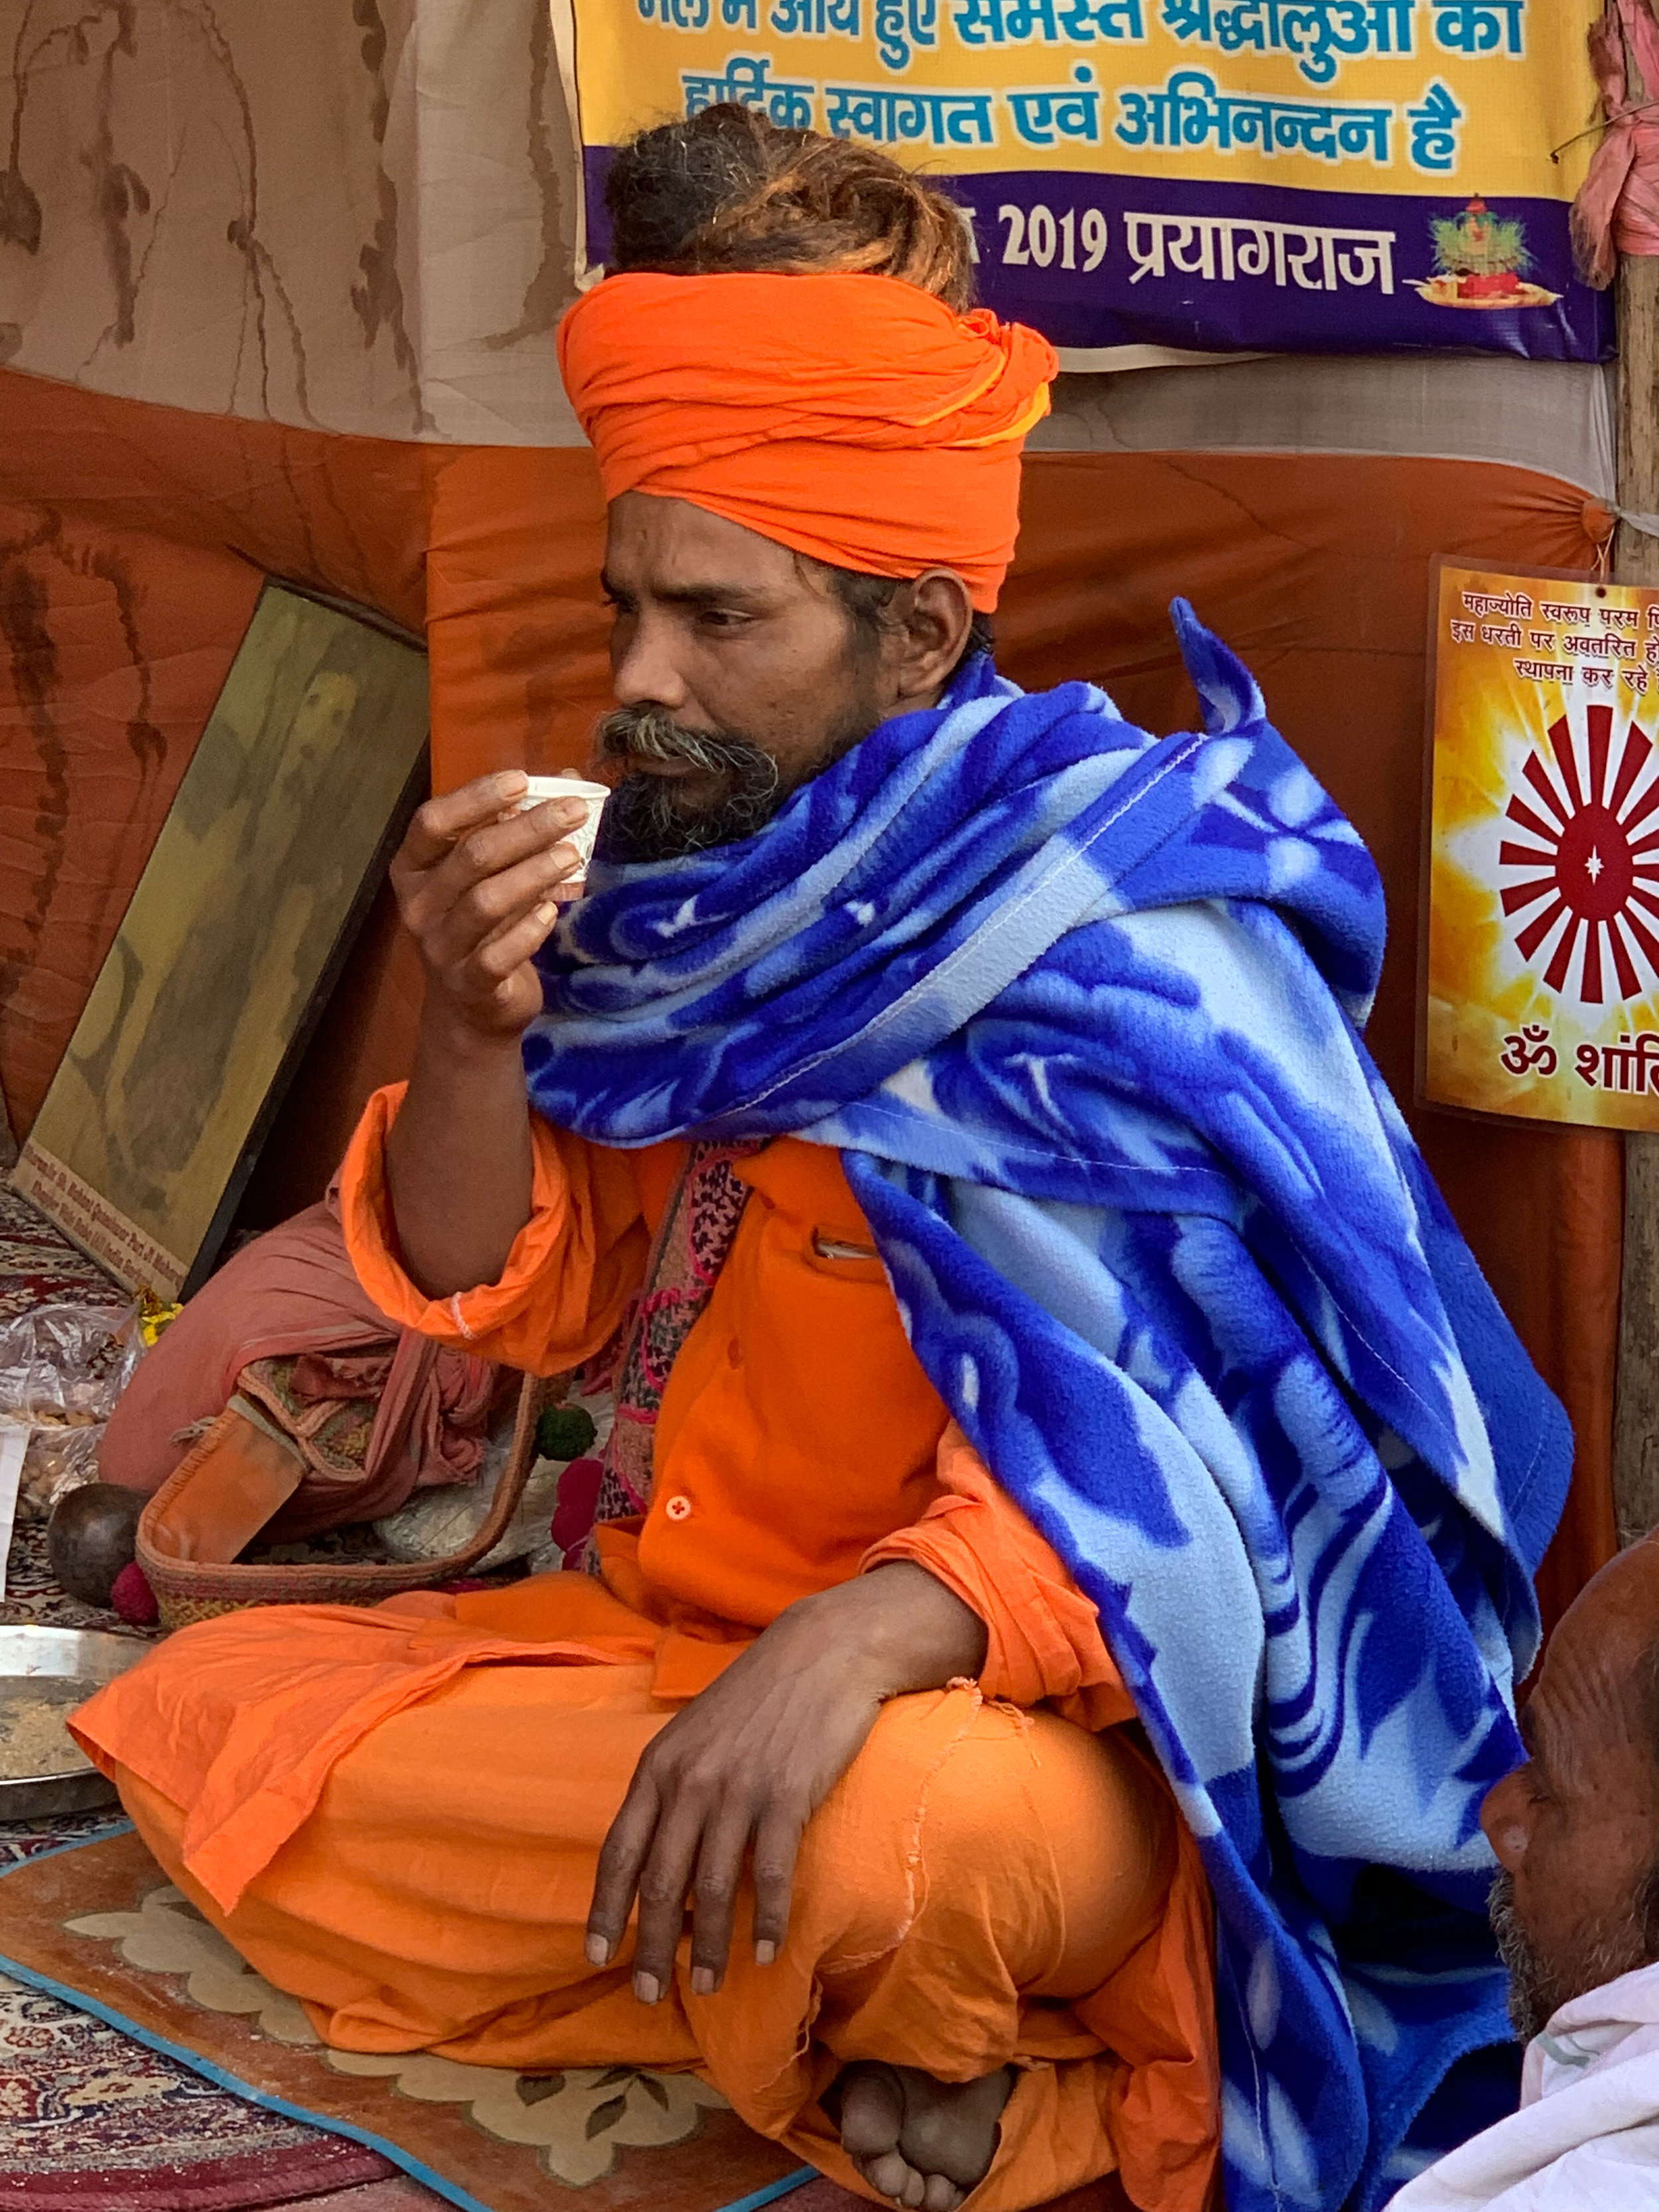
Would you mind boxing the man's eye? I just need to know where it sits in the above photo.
[699,609,748,631]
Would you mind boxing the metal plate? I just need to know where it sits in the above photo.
[0,1625,149,1818]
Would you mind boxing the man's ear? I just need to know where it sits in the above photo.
[889,570,977,704]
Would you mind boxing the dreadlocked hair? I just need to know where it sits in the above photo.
[604,102,976,309]
[605,104,995,674]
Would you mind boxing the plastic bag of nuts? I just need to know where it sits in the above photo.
[0,1301,143,1525]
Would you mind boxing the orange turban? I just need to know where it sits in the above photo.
[557,271,1056,612]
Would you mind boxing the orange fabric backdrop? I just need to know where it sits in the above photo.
[0,368,1620,1625]
[0,372,429,1156]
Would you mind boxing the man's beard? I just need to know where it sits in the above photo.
[1489,1871,1567,2043]
[593,703,862,864]
[1489,1868,1659,2042]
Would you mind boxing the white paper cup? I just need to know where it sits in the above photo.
[514,775,610,870]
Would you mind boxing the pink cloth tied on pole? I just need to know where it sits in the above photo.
[99,1194,499,1538]
[1573,0,1659,287]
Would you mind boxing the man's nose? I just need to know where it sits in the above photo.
[1480,1767,1533,1872]
[611,611,689,713]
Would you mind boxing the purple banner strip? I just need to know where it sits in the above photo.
[583,149,1611,363]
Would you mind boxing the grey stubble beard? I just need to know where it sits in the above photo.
[1489,1868,1655,2042]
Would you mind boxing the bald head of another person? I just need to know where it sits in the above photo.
[1483,1539,1659,2039]
[1386,1544,1659,2209]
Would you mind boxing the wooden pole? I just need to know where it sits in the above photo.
[1613,37,1659,1536]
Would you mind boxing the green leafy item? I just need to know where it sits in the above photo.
[536,1404,599,1462]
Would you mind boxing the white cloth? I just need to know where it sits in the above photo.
[1394,1959,1659,2208]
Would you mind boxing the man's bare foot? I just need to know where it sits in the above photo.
[837,2059,1016,2210]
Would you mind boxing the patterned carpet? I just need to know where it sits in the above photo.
[0,1183,415,2209]
[0,1961,399,2208]
[2,1825,825,2212]
[1,1180,155,1867]
[0,1186,127,1327]
[1,1183,149,1868]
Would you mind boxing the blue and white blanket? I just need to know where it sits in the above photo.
[526,605,1571,2212]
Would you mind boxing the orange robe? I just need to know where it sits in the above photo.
[76,1087,1219,2211]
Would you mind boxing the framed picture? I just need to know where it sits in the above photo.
[13,583,428,1297]
[1419,558,1659,1132]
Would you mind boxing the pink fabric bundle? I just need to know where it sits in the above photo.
[1573,0,1659,287]
[100,1196,498,1539]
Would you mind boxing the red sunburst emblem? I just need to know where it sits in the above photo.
[1499,705,1659,1004]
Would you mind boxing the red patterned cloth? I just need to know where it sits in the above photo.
[585,1140,762,1542]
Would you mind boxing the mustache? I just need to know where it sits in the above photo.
[596,705,779,787]
[593,705,784,863]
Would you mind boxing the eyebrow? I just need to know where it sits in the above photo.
[600,571,774,611]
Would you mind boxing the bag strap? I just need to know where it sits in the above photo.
[137,1369,558,1628]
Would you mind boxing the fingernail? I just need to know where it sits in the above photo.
[534,900,559,926]
[754,1940,776,1966]
[585,1934,611,1968]
[690,1966,716,1998]
[633,1970,661,2006]
[498,769,528,792]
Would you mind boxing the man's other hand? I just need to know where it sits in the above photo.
[585,1562,988,2002]
[391,771,593,1041]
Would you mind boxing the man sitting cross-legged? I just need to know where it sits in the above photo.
[75,107,1571,2212]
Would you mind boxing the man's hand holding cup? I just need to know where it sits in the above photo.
[390,771,607,1043]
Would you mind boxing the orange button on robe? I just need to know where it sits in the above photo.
[77,1086,1219,2212]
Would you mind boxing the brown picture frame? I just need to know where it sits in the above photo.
[13,581,428,1298]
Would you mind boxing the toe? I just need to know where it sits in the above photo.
[922,2177,962,2212]
[865,2149,914,2201]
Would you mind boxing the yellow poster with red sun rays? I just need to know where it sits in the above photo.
[1423,562,1659,1133]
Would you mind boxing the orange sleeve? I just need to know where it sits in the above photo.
[862,1423,1138,1730]
[337,1082,658,1376]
